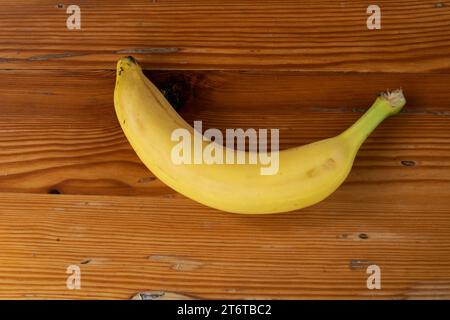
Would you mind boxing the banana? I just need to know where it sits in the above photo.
[114,56,406,214]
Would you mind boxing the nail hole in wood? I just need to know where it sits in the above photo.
[401,160,416,167]
[359,233,369,240]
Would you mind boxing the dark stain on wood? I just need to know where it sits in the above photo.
[401,160,417,167]
[48,188,61,195]
[115,48,180,55]
[358,233,369,240]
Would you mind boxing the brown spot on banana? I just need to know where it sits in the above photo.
[307,167,320,178]
[307,158,336,178]
[323,158,336,170]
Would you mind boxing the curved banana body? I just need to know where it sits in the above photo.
[114,56,405,214]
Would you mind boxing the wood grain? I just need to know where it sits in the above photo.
[1,70,449,196]
[0,191,449,299]
[0,0,449,72]
[1,70,449,299]
[1,0,450,300]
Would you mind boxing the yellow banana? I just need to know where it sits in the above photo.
[114,56,406,214]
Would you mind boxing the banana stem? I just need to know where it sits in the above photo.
[340,89,406,149]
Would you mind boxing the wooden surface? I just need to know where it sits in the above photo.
[0,0,450,299]
[1,0,450,72]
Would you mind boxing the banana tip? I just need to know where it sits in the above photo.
[116,56,140,77]
[118,55,138,66]
[124,56,137,64]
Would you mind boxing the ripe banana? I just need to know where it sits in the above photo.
[114,56,406,214]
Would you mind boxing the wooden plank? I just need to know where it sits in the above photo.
[0,191,449,299]
[1,69,449,299]
[1,70,450,196]
[0,0,449,71]
[1,0,449,301]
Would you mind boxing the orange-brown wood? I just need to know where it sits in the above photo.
[1,70,449,196]
[0,192,450,299]
[1,0,450,299]
[0,0,449,72]
[1,69,450,299]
